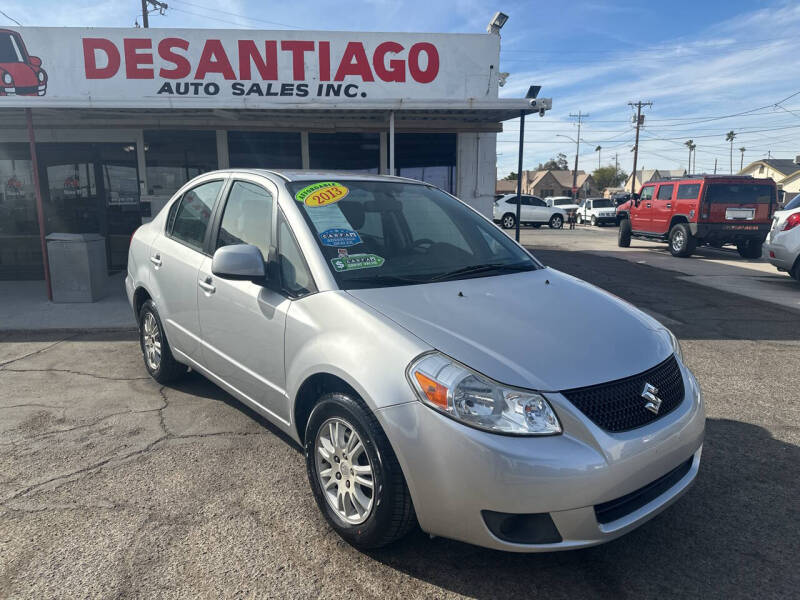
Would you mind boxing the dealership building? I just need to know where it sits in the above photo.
[0,25,536,285]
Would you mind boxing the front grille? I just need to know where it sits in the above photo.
[595,457,693,524]
[561,355,684,432]
[14,86,40,95]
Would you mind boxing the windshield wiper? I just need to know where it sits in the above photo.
[429,262,535,282]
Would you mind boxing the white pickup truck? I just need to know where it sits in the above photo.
[576,197,618,226]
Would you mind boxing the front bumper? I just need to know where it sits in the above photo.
[377,361,704,552]
[594,215,617,224]
[0,83,47,96]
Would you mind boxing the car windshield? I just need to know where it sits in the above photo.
[592,199,613,208]
[783,194,800,211]
[287,180,539,289]
[705,183,774,204]
[0,34,24,63]
[553,198,572,206]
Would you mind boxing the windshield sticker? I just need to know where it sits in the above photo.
[295,181,349,207]
[337,248,348,258]
[319,228,362,247]
[304,203,353,233]
[330,253,385,272]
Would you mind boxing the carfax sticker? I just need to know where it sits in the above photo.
[330,253,385,272]
[295,181,349,207]
[319,228,362,247]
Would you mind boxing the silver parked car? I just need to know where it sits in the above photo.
[127,170,704,552]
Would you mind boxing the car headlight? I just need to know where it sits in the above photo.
[37,70,45,83]
[667,329,683,362]
[407,352,561,435]
[1,72,12,85]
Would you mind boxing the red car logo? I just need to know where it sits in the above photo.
[0,29,47,97]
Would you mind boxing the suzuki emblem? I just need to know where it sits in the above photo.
[641,383,662,414]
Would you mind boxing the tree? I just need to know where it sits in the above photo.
[537,153,569,170]
[739,147,746,171]
[592,165,628,190]
[685,139,695,173]
[504,171,518,180]
[595,145,602,169]
[726,131,736,173]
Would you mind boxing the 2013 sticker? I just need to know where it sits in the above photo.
[330,253,385,272]
[319,228,362,247]
[295,181,349,207]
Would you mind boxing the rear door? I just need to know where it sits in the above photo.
[704,182,775,225]
[630,184,655,231]
[652,183,675,234]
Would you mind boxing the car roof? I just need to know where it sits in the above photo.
[210,169,427,185]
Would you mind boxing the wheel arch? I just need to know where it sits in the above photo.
[669,214,691,230]
[132,286,153,324]
[293,371,362,443]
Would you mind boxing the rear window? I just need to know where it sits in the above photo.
[677,184,700,199]
[705,184,775,204]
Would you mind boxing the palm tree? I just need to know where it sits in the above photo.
[595,145,602,169]
[726,131,736,173]
[685,140,694,173]
[739,147,746,172]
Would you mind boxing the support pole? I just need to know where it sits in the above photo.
[26,108,52,301]
[388,111,395,176]
[141,0,149,27]
[515,110,525,243]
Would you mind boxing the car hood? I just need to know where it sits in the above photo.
[0,62,37,86]
[347,268,673,391]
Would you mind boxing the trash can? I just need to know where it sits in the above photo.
[46,233,109,303]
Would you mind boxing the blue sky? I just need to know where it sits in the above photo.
[2,0,798,177]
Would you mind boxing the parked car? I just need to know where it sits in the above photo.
[762,193,800,281]
[0,29,47,97]
[493,193,566,229]
[576,197,618,226]
[611,192,632,207]
[544,195,580,216]
[128,170,704,552]
[618,175,777,258]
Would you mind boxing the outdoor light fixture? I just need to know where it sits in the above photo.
[498,72,510,87]
[487,12,509,34]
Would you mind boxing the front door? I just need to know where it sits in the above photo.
[652,183,674,234]
[528,196,549,222]
[630,184,655,231]
[197,179,292,425]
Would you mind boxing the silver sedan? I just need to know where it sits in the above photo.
[126,170,704,552]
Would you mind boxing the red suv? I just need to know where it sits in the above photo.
[617,175,777,258]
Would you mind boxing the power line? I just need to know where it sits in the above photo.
[169,0,301,28]
[0,9,21,25]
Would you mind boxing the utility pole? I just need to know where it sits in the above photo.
[714,159,718,174]
[628,101,652,194]
[140,0,168,27]
[615,152,619,185]
[569,111,588,201]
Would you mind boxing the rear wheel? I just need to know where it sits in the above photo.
[791,258,800,282]
[736,240,762,259]
[618,218,631,247]
[501,213,516,229]
[549,214,564,229]
[138,300,187,383]
[668,223,696,257]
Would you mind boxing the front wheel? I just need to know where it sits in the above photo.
[576,213,583,225]
[618,218,631,247]
[501,213,516,229]
[668,223,697,257]
[590,215,597,226]
[737,240,762,259]
[791,258,800,282]
[549,214,564,229]
[305,393,416,550]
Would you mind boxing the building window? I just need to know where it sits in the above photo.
[227,131,302,169]
[395,133,457,193]
[309,133,379,172]
[541,188,554,197]
[144,130,217,197]
[0,143,39,280]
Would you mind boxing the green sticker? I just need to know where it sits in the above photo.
[294,181,349,207]
[330,253,385,272]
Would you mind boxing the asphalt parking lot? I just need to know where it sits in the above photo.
[2,232,799,599]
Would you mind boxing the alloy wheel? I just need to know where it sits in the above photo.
[142,312,162,371]
[502,215,514,228]
[315,417,375,525]
[672,230,685,252]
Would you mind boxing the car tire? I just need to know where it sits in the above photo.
[668,223,696,257]
[576,213,583,225]
[618,218,632,247]
[501,213,516,229]
[549,214,564,229]
[791,258,800,282]
[590,215,597,226]
[138,299,187,384]
[736,240,762,259]
[305,392,416,550]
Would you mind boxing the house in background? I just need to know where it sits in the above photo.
[624,168,687,192]
[495,179,518,195]
[495,169,597,198]
[739,157,800,204]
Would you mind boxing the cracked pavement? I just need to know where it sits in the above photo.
[1,247,799,599]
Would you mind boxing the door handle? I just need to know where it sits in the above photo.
[666,203,672,208]
[198,277,216,294]
[646,203,651,208]
[149,254,162,267]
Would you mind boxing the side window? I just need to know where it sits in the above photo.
[169,180,223,251]
[278,212,316,298]
[519,197,531,206]
[640,186,655,202]
[677,184,700,199]
[216,181,274,258]
[531,198,546,207]
[657,185,674,200]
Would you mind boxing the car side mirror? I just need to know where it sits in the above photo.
[212,244,266,282]
[29,56,42,68]
[632,193,640,206]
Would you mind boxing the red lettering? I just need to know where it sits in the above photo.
[124,38,154,79]
[238,40,278,80]
[373,41,405,83]
[82,38,120,79]
[158,38,191,79]
[334,42,374,82]
[194,39,236,80]
[318,41,331,81]
[280,41,314,80]
[408,42,439,84]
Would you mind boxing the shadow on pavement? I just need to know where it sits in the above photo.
[366,418,799,599]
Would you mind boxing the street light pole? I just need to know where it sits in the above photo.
[514,110,525,243]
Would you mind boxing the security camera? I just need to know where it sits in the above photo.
[539,108,546,117]
[528,97,552,116]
